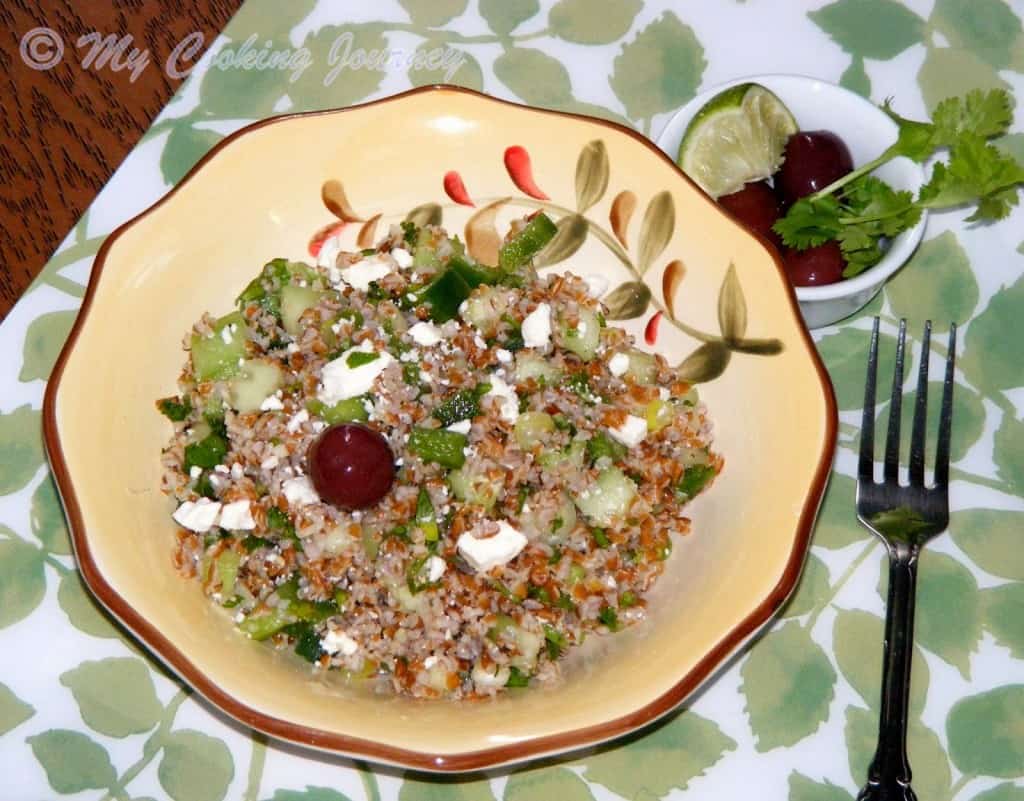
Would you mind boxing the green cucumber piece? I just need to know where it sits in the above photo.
[229,359,284,413]
[280,284,323,335]
[557,308,601,361]
[191,312,247,381]
[576,467,637,526]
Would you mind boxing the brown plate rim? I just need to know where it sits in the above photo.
[42,84,838,773]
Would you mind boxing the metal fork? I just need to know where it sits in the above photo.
[855,317,955,801]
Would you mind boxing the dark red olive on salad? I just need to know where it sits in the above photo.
[308,423,395,509]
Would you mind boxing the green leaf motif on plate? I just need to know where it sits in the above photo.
[675,342,731,384]
[289,26,389,111]
[0,535,45,630]
[398,774,496,801]
[885,231,978,334]
[161,124,225,187]
[197,38,293,119]
[610,12,706,122]
[810,0,924,59]
[31,475,70,555]
[740,621,836,751]
[840,57,871,98]
[972,783,1024,801]
[0,681,34,737]
[637,191,674,274]
[930,0,1022,71]
[479,0,539,36]
[878,550,981,677]
[494,47,574,107]
[58,570,120,639]
[504,766,595,801]
[788,771,854,801]
[961,274,1024,393]
[407,40,483,91]
[60,658,162,737]
[579,709,736,798]
[781,553,830,618]
[261,787,354,801]
[813,473,870,550]
[951,509,1024,581]
[27,729,117,793]
[947,686,1024,778]
[549,0,641,44]
[832,608,929,717]
[993,413,1024,497]
[534,214,588,267]
[917,45,1010,113]
[845,706,952,801]
[982,582,1024,659]
[19,309,76,383]
[159,730,235,801]
[575,139,610,214]
[399,0,468,27]
[875,380,985,465]
[0,404,44,494]
[816,328,897,411]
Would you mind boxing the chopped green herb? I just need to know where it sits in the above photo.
[242,535,273,552]
[408,427,467,469]
[266,507,298,540]
[551,516,564,532]
[591,528,610,548]
[677,464,716,499]
[543,625,568,659]
[500,314,525,351]
[554,592,576,612]
[586,431,627,464]
[416,487,439,542]
[402,363,423,386]
[598,606,620,631]
[194,471,217,500]
[346,350,380,369]
[183,432,228,472]
[566,371,601,404]
[505,666,531,688]
[568,563,586,585]
[619,590,638,608]
[528,584,552,604]
[365,281,389,302]
[516,486,529,513]
[548,547,563,566]
[334,589,350,610]
[157,396,192,421]
[400,221,418,246]
[418,268,473,323]
[283,621,323,663]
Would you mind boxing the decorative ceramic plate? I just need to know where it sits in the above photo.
[43,86,836,772]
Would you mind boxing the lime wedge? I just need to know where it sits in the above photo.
[678,83,798,199]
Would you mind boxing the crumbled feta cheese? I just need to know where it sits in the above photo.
[608,414,648,448]
[659,387,670,400]
[391,247,413,268]
[317,234,343,269]
[582,273,609,298]
[608,352,630,377]
[219,326,234,345]
[485,375,519,423]
[446,419,472,435]
[473,335,487,350]
[423,655,439,670]
[189,465,202,479]
[319,343,395,404]
[320,629,359,656]
[457,300,469,317]
[399,348,420,363]
[340,256,394,291]
[425,555,447,582]
[522,303,552,349]
[472,662,511,688]
[260,454,279,470]
[259,394,284,411]
[312,420,326,433]
[214,464,229,474]
[172,499,221,533]
[230,462,244,480]
[457,521,528,572]
[219,500,256,530]
[286,342,300,354]
[282,476,319,507]
[208,474,225,490]
[495,348,513,364]
[285,409,309,433]
[419,369,432,383]
[408,321,442,347]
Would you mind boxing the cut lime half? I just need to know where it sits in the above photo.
[678,83,798,199]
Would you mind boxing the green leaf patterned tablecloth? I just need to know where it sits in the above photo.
[3,1,1023,798]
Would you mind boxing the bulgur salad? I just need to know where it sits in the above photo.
[158,213,721,699]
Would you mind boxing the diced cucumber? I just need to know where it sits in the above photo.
[499,213,558,272]
[215,550,241,597]
[680,446,710,469]
[229,359,284,412]
[238,607,291,641]
[448,466,502,510]
[521,491,577,545]
[556,308,601,361]
[646,398,674,433]
[625,349,658,384]
[420,268,472,323]
[511,626,543,670]
[537,439,586,469]
[413,244,441,272]
[576,467,637,526]
[514,412,554,449]
[307,396,370,424]
[191,312,247,381]
[280,284,323,335]
[677,463,716,499]
[463,286,510,335]
[514,352,562,385]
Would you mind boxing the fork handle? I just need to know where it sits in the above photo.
[858,545,920,801]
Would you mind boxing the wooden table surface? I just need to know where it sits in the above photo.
[0,0,244,321]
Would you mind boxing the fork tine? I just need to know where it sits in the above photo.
[909,321,932,487]
[884,319,907,484]
[859,318,880,484]
[934,324,956,487]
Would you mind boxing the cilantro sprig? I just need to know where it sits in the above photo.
[774,89,1024,278]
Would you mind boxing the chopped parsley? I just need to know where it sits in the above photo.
[677,464,716,499]
[543,625,568,659]
[400,220,418,246]
[505,666,530,688]
[598,606,620,631]
[346,350,380,369]
[157,396,192,421]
